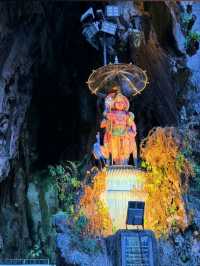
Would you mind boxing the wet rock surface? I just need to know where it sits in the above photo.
[54,212,111,266]
[27,177,58,261]
[159,229,200,266]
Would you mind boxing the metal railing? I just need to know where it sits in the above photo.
[0,259,50,265]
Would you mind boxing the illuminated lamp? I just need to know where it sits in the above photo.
[105,5,120,18]
[82,22,99,49]
[101,21,117,35]
[126,201,145,229]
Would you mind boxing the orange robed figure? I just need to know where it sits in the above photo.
[100,92,137,165]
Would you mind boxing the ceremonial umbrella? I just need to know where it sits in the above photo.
[87,63,148,97]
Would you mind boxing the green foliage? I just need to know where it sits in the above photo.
[192,162,200,190]
[180,9,200,54]
[141,160,152,171]
[48,160,102,255]
[185,31,200,49]
[167,202,178,216]
[182,137,193,157]
[73,212,89,234]
[187,31,200,41]
[181,13,193,28]
[170,219,179,233]
[176,152,186,173]
[48,161,81,212]
[139,127,191,236]
[27,243,42,259]
[171,219,177,227]
[112,224,117,234]
[180,254,190,263]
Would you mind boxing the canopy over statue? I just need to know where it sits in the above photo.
[87,63,148,97]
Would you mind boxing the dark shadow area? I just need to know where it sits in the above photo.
[31,2,102,168]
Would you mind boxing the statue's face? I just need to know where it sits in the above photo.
[111,86,120,93]
[115,101,125,111]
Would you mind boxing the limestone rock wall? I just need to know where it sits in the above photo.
[27,177,58,261]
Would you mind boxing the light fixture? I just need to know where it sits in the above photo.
[101,21,117,35]
[105,5,120,18]
[82,22,99,49]
[80,7,94,23]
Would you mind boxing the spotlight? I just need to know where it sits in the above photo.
[82,22,100,49]
[105,5,120,18]
[80,7,94,23]
[101,21,117,35]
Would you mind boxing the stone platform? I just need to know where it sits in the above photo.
[106,230,158,266]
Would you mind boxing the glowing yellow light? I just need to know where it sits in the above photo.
[139,127,192,236]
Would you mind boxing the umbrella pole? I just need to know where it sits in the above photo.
[103,33,107,66]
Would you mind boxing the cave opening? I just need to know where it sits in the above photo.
[28,1,178,170]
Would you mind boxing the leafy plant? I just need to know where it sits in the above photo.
[141,160,152,171]
[182,136,193,157]
[185,31,200,49]
[176,152,186,173]
[181,13,193,30]
[73,211,89,234]
[171,219,178,228]
[48,161,81,212]
[188,31,200,41]
[167,202,178,216]
[27,243,42,258]
[192,162,200,190]
[139,127,192,236]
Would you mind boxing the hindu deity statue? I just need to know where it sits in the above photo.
[100,91,137,165]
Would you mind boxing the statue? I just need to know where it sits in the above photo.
[89,63,148,167]
[100,90,137,166]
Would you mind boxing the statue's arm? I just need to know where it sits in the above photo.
[128,112,137,136]
[131,121,137,136]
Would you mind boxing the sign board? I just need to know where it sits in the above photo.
[106,230,158,266]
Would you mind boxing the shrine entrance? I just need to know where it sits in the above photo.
[101,165,146,230]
